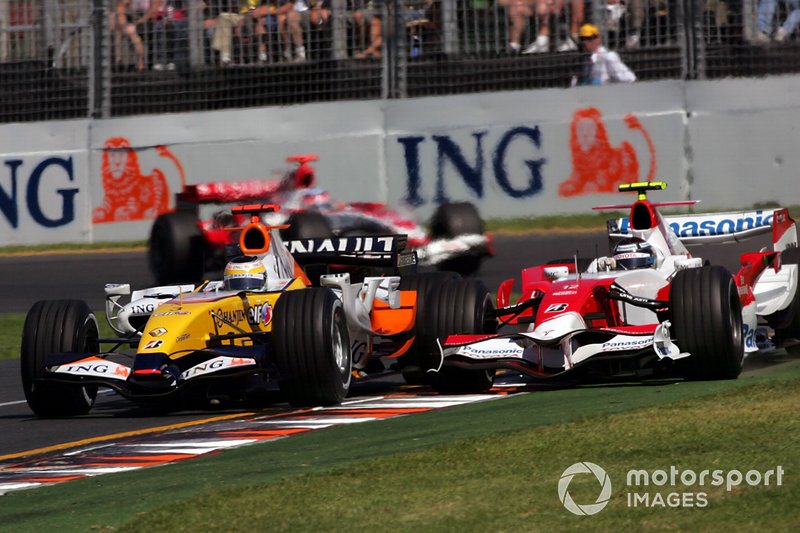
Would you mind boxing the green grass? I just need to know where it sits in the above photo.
[117,376,800,533]
[485,212,624,233]
[1,359,798,532]
[0,313,117,360]
[0,241,147,255]
[0,314,22,360]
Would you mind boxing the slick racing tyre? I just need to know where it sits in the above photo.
[766,247,800,354]
[670,266,744,380]
[21,300,99,417]
[397,271,462,385]
[281,211,335,285]
[429,202,485,276]
[281,211,334,241]
[149,211,205,285]
[272,288,352,406]
[416,278,497,392]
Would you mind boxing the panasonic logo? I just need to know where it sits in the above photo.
[614,211,772,238]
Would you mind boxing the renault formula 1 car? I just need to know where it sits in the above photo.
[148,154,493,285]
[425,182,800,389]
[21,204,496,417]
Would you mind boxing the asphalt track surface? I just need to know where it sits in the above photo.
[0,231,771,459]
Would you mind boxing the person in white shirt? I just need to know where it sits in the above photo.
[574,23,636,86]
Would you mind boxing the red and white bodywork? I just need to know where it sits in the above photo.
[437,182,799,382]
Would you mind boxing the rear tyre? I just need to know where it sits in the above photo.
[766,247,800,354]
[429,202,485,276]
[397,271,462,385]
[281,211,334,241]
[416,278,497,392]
[21,300,99,417]
[272,288,351,406]
[148,211,205,284]
[670,266,744,380]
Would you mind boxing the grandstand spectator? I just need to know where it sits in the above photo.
[210,1,271,65]
[131,0,157,66]
[499,0,534,53]
[756,0,800,42]
[572,23,636,85]
[149,0,189,70]
[353,1,432,59]
[353,0,382,58]
[522,0,584,54]
[278,0,330,62]
[111,1,146,71]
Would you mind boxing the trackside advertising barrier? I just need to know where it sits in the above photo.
[3,77,800,246]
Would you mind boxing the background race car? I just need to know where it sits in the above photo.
[20,204,494,417]
[426,182,800,390]
[148,154,493,285]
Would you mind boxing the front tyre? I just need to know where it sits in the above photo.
[397,271,462,385]
[670,266,744,380]
[417,279,497,392]
[21,300,99,417]
[272,288,351,406]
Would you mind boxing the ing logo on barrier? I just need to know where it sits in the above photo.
[558,461,613,516]
[92,137,186,223]
[559,108,656,197]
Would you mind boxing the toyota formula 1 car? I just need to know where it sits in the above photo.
[148,154,493,285]
[21,204,495,417]
[426,181,800,389]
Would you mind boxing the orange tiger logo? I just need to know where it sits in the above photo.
[559,108,656,197]
[92,137,186,223]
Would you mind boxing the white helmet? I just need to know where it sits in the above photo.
[612,237,657,270]
[223,256,267,291]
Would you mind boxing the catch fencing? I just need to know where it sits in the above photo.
[0,0,798,123]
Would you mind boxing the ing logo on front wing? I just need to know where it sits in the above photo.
[546,303,568,313]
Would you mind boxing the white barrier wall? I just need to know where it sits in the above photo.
[0,120,92,245]
[1,76,800,245]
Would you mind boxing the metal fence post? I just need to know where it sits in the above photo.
[441,0,457,55]
[332,0,347,60]
[90,0,110,118]
[188,0,205,67]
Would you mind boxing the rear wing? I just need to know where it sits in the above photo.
[608,209,795,246]
[175,180,283,207]
[285,235,417,271]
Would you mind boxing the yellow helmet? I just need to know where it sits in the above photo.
[579,23,600,39]
[223,256,267,291]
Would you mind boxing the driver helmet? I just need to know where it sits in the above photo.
[612,237,657,270]
[223,256,267,291]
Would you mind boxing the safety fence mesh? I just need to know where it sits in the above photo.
[1,0,798,123]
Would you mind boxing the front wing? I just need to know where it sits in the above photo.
[40,347,265,401]
[436,323,687,380]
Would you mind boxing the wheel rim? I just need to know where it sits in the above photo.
[332,309,350,384]
[730,289,744,355]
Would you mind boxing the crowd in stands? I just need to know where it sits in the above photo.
[98,1,800,70]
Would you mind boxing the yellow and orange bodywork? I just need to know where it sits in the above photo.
[137,278,307,361]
